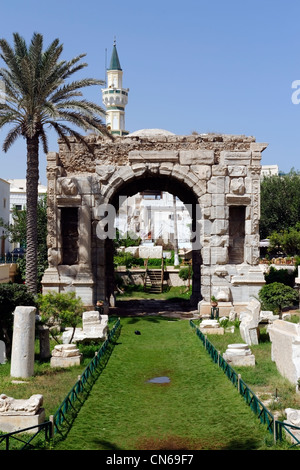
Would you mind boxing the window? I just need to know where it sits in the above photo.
[60,207,79,265]
[228,206,246,264]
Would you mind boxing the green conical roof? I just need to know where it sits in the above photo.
[108,43,122,71]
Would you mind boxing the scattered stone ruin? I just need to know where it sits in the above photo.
[41,129,267,312]
[199,319,224,335]
[0,393,45,434]
[0,393,43,415]
[223,343,255,366]
[62,310,108,344]
[268,319,300,385]
[50,344,82,368]
[285,408,300,444]
[239,298,261,345]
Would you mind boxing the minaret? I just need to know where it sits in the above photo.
[102,40,129,136]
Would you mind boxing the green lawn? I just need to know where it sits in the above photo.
[53,317,277,450]
[116,285,192,301]
[207,325,300,416]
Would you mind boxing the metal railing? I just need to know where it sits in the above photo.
[0,254,24,264]
[190,319,300,447]
[52,317,121,436]
[0,421,52,451]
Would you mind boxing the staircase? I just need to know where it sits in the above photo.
[144,269,163,293]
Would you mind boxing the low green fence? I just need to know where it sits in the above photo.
[0,421,52,451]
[189,319,300,448]
[52,317,121,436]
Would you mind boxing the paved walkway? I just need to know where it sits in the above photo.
[110,299,199,319]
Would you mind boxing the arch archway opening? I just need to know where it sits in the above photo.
[103,175,202,313]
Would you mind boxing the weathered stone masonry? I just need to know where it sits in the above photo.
[42,131,267,313]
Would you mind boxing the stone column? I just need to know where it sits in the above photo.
[78,204,92,269]
[38,325,51,360]
[10,306,36,378]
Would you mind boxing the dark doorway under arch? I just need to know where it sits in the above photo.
[103,174,203,313]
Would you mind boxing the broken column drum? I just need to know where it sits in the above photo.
[41,131,267,310]
[10,306,36,378]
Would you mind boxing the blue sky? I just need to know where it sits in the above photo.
[1,0,300,184]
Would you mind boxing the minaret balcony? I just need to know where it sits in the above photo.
[102,88,128,107]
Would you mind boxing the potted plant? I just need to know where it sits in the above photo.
[211,295,218,307]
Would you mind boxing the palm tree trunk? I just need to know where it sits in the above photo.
[26,135,39,294]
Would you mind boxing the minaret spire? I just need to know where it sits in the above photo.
[102,39,129,136]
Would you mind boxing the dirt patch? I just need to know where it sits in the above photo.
[135,436,222,451]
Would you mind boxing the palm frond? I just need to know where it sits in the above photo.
[13,33,28,59]
[48,121,79,149]
[0,32,110,146]
[2,123,22,151]
[38,127,48,154]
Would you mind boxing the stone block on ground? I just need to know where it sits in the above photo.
[0,393,45,434]
[239,299,261,345]
[62,311,108,344]
[267,320,300,384]
[284,408,300,444]
[10,306,36,378]
[199,319,224,335]
[0,409,45,434]
[50,344,82,368]
[223,343,255,366]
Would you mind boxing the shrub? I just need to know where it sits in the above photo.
[147,258,162,267]
[37,291,84,343]
[178,267,193,281]
[264,266,296,287]
[268,224,300,257]
[258,282,298,317]
[114,253,144,268]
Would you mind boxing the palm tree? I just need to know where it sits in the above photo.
[0,32,110,294]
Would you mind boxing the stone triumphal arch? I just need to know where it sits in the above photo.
[42,129,267,314]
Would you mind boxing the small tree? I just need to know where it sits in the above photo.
[258,282,298,318]
[178,266,193,289]
[37,291,84,344]
[268,223,300,257]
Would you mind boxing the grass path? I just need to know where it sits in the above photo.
[54,317,272,450]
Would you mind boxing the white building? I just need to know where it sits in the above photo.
[0,178,10,256]
[116,191,192,249]
[261,165,279,178]
[8,179,47,222]
[7,179,47,251]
